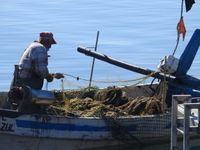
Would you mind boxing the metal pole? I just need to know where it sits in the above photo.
[183,104,190,150]
[171,95,192,150]
[88,31,99,89]
[171,95,178,150]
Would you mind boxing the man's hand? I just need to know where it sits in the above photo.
[53,73,64,79]
[46,73,64,82]
[46,73,54,82]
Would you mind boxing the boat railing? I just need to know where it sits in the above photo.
[171,95,200,150]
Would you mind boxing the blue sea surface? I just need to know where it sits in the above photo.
[0,0,200,91]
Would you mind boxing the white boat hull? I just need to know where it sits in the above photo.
[0,109,172,150]
[0,84,200,150]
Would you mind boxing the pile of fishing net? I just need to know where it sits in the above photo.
[50,86,165,117]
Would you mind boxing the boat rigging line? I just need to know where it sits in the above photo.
[63,72,155,84]
[172,0,196,55]
[172,0,186,56]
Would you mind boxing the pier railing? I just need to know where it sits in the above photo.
[171,95,200,150]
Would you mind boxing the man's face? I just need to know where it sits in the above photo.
[46,42,52,50]
[44,40,52,50]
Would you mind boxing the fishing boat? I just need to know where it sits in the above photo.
[0,84,185,150]
[0,29,200,150]
[0,86,170,150]
[0,85,199,150]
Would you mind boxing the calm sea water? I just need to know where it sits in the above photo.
[0,0,200,91]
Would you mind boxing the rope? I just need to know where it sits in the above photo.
[155,67,168,112]
[100,109,143,150]
[172,0,184,56]
[61,79,67,102]
[63,72,156,85]
[158,80,168,112]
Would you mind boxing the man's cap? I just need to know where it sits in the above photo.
[39,32,56,44]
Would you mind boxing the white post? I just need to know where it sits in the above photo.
[183,104,190,150]
[171,95,178,150]
[171,95,191,150]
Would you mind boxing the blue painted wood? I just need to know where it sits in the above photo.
[175,29,200,76]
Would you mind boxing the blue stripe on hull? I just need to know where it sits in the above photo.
[16,120,138,132]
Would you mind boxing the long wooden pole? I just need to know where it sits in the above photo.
[78,46,176,82]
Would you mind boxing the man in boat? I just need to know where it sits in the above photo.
[12,32,64,89]
[6,32,64,113]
